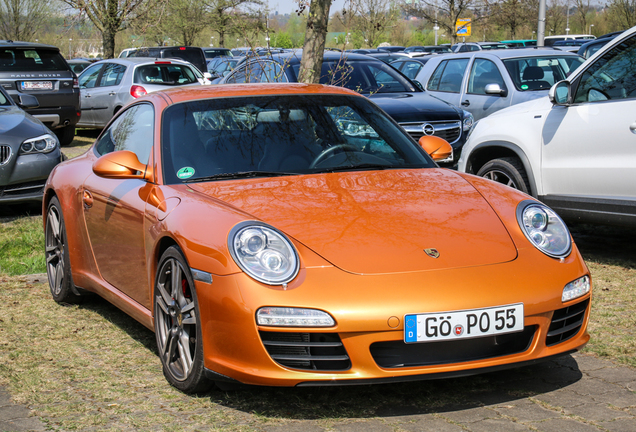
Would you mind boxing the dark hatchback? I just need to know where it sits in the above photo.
[0,86,61,203]
[219,51,474,165]
[0,40,80,146]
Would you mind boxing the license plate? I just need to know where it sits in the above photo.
[404,303,524,343]
[21,81,53,90]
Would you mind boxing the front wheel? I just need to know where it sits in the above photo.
[154,247,211,394]
[476,157,531,194]
[54,125,75,146]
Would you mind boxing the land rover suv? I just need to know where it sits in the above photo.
[0,40,80,146]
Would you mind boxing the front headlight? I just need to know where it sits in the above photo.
[462,110,474,132]
[228,221,300,285]
[516,200,572,258]
[19,134,58,154]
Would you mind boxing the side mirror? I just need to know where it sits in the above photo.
[419,135,453,162]
[413,80,424,91]
[17,94,39,109]
[93,150,150,180]
[484,83,508,97]
[549,80,571,105]
[203,72,212,79]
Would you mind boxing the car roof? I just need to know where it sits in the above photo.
[89,57,196,66]
[259,50,383,65]
[0,40,61,51]
[430,47,582,60]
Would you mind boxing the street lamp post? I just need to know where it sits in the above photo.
[589,24,594,35]
[210,36,214,47]
[68,38,72,58]
[434,24,439,46]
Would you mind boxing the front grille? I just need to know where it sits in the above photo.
[546,299,589,346]
[0,180,46,197]
[259,331,351,371]
[0,145,11,165]
[370,326,537,368]
[400,121,462,144]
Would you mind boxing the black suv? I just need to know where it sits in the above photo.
[0,40,80,146]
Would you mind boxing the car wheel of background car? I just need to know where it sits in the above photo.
[310,144,359,168]
[154,246,211,394]
[476,157,530,194]
[45,197,82,304]
[54,126,76,147]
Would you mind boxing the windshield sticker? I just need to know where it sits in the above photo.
[521,84,529,90]
[177,167,195,179]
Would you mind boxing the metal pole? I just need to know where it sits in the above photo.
[537,0,546,46]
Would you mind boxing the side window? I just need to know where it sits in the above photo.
[79,64,103,89]
[226,65,247,83]
[95,104,154,164]
[99,63,126,87]
[427,59,469,93]
[401,61,423,80]
[467,58,506,95]
[574,35,636,102]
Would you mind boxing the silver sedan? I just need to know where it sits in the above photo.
[77,57,202,129]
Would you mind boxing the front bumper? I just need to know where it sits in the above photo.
[0,149,61,203]
[196,247,591,387]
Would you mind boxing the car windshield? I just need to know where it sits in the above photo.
[161,94,434,184]
[291,60,417,93]
[134,64,198,85]
[503,56,585,91]
[0,48,68,72]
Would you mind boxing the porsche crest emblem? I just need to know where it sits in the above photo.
[424,248,440,258]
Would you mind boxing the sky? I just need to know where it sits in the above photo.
[269,0,346,16]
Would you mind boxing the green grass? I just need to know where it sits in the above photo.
[0,216,45,275]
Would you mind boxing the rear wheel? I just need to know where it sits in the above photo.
[45,197,81,304]
[154,247,211,394]
[55,125,75,146]
[476,157,530,194]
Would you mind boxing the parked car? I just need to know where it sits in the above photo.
[366,52,409,63]
[0,40,80,146]
[404,45,452,54]
[501,40,537,48]
[411,48,585,120]
[389,56,433,80]
[43,83,591,392]
[552,40,588,53]
[77,58,202,129]
[219,51,474,165]
[203,48,232,59]
[377,45,406,52]
[458,26,636,227]
[118,48,136,58]
[127,46,208,74]
[67,58,92,74]
[451,42,509,52]
[0,86,61,203]
[577,36,616,59]
[543,34,595,46]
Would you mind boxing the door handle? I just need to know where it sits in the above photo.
[84,94,91,98]
[83,190,93,208]
[461,99,470,106]
[630,122,636,134]
[109,92,116,96]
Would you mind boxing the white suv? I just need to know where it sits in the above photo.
[458,27,635,227]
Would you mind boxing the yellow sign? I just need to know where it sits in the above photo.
[456,19,471,37]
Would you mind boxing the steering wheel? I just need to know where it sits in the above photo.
[309,144,358,168]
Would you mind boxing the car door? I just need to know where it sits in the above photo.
[88,62,127,127]
[423,57,470,108]
[82,103,155,307]
[541,33,636,204]
[462,57,511,120]
[78,63,104,126]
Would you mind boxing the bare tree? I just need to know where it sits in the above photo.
[348,0,400,48]
[573,0,591,34]
[205,0,262,47]
[404,0,477,44]
[0,0,52,41]
[546,0,566,35]
[61,0,163,58]
[163,0,210,45]
[298,0,332,83]
[608,0,636,29]
[490,0,534,39]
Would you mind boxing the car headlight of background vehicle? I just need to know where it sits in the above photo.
[462,110,474,132]
[516,200,572,258]
[19,134,58,155]
[229,221,300,285]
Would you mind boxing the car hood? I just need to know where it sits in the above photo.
[0,106,47,137]
[488,94,552,118]
[369,92,462,122]
[188,169,518,274]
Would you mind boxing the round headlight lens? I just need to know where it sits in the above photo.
[229,222,299,285]
[516,201,571,258]
[462,110,474,132]
[19,134,58,154]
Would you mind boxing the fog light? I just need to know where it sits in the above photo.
[562,275,590,302]
[257,307,335,327]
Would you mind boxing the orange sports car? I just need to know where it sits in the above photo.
[43,84,591,393]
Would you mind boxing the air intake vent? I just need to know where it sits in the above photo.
[0,145,11,166]
[259,331,351,371]
[546,299,589,346]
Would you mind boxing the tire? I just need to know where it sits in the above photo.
[45,197,82,304]
[476,157,531,194]
[55,125,75,147]
[154,246,211,394]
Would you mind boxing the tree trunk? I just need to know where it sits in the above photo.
[298,0,332,84]
[103,26,117,59]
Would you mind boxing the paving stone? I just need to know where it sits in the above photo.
[589,390,636,409]
[0,405,32,421]
[0,417,46,432]
[597,417,636,432]
[625,381,636,392]
[332,420,393,432]
[533,389,589,409]
[0,389,12,407]
[527,417,602,432]
[466,418,533,431]
[566,377,620,396]
[492,401,562,422]
[572,354,614,372]
[564,403,631,422]
[395,416,464,432]
[258,421,326,432]
[586,367,636,385]
[441,407,498,423]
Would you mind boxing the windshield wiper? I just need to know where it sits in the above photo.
[184,171,298,183]
[312,164,397,174]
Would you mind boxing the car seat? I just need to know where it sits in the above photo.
[521,66,551,90]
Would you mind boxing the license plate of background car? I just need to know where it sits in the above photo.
[404,303,524,343]
[21,81,53,90]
